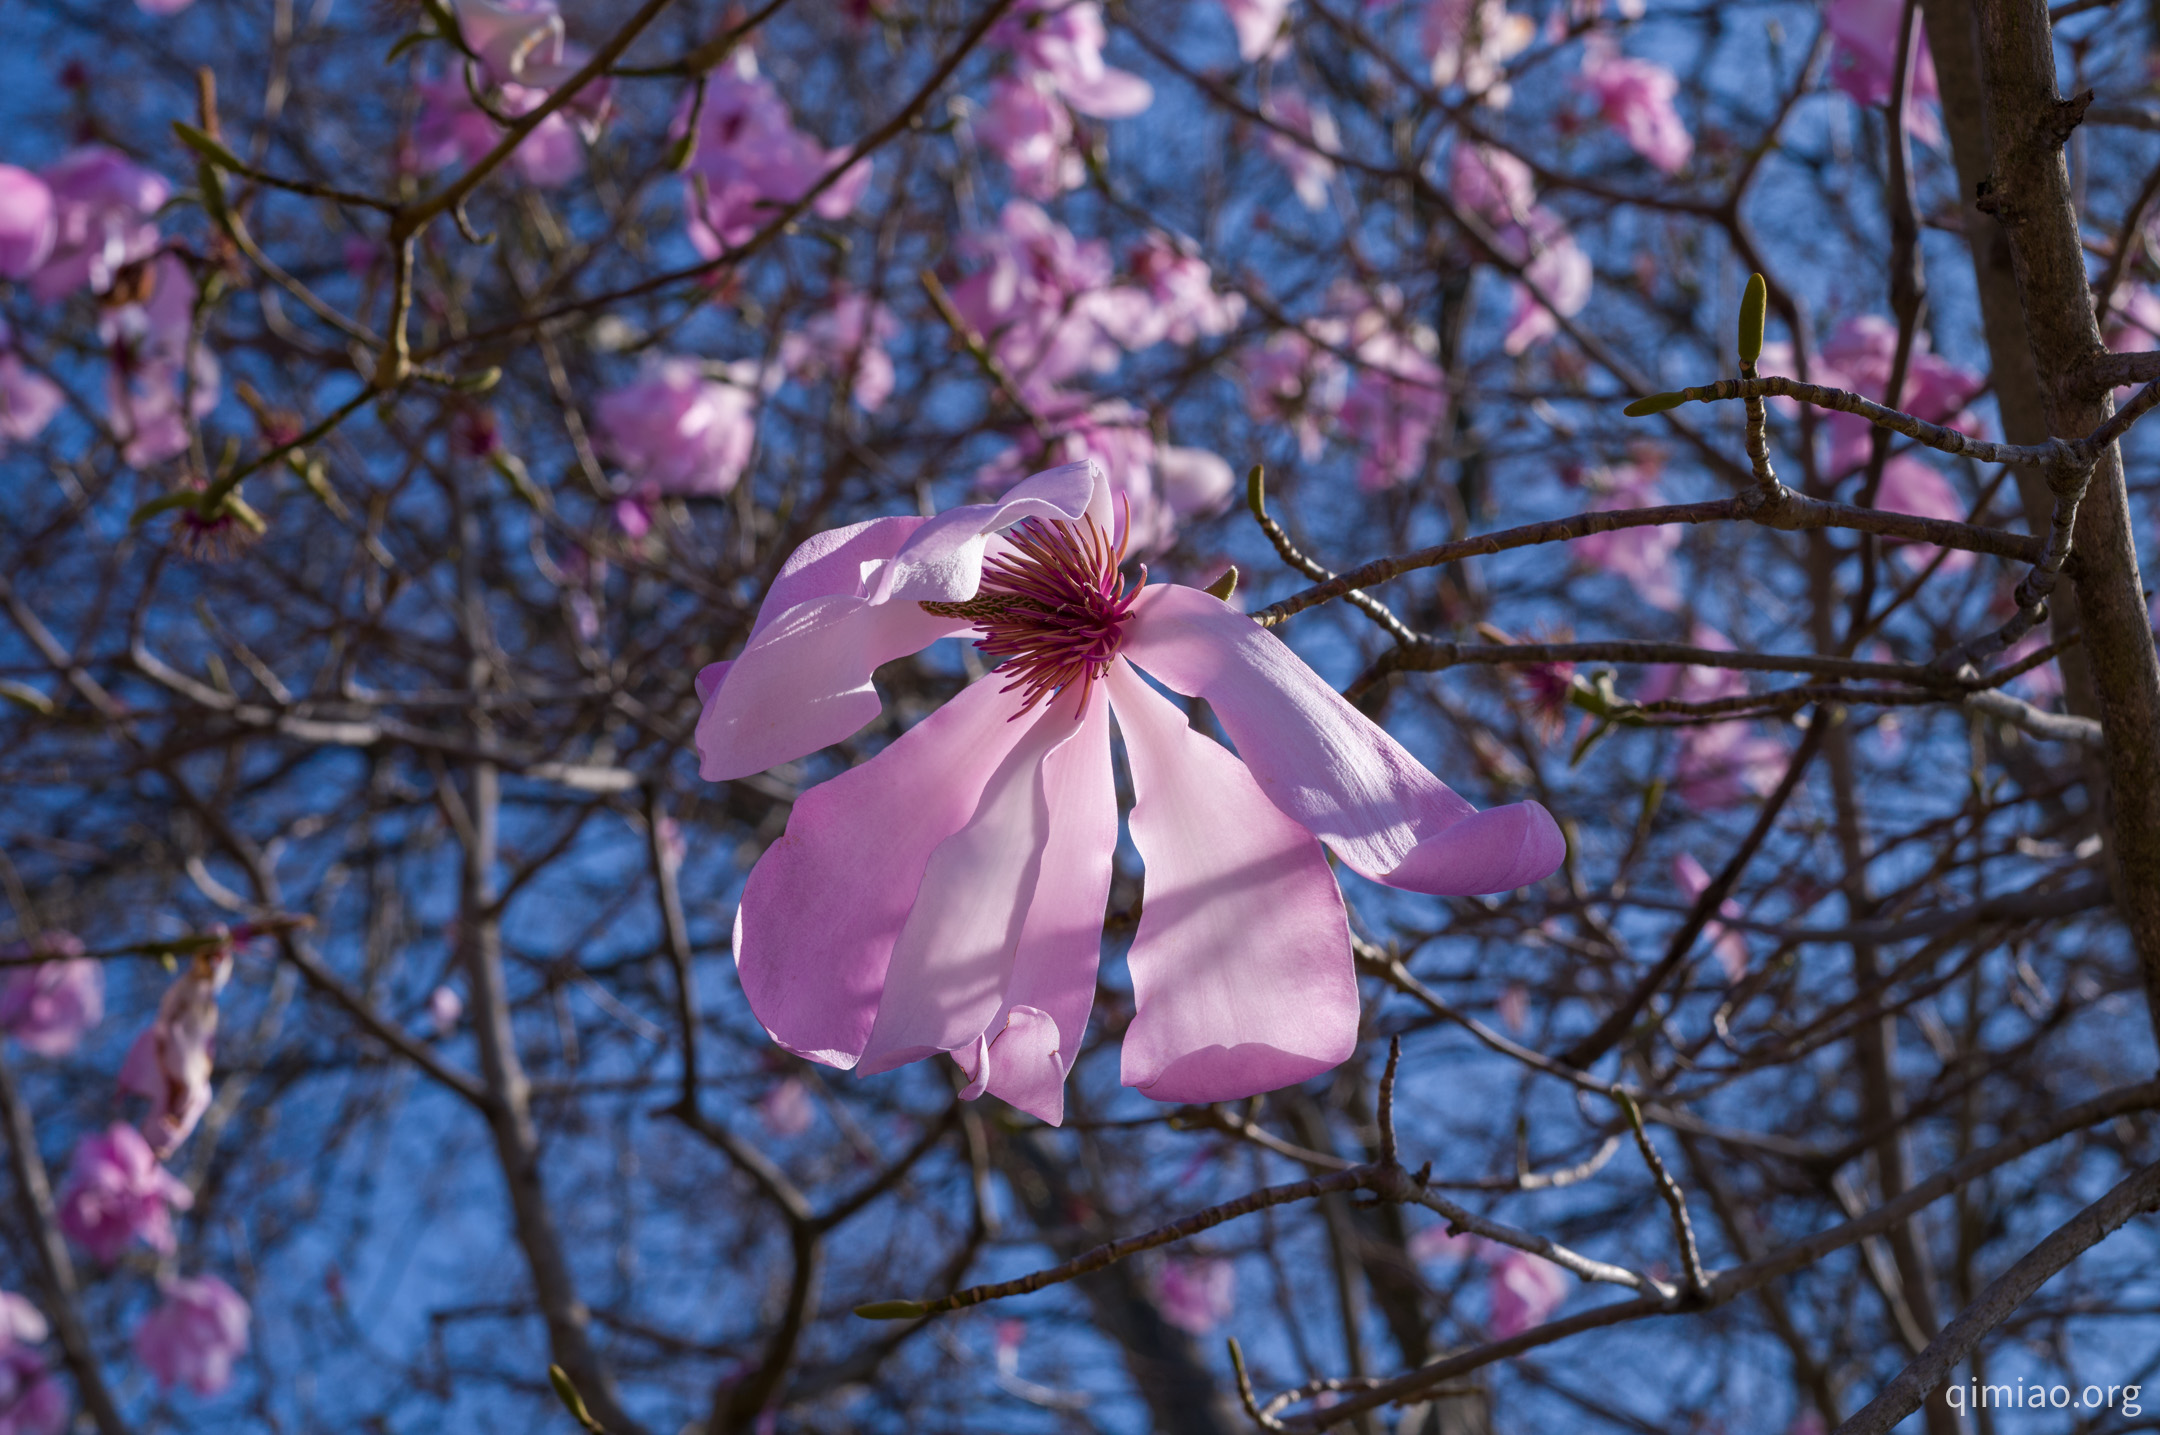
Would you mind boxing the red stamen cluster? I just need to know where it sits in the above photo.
[973,515,1139,716]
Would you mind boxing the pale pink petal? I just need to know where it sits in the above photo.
[732,675,1045,1067]
[858,695,1085,1074]
[695,595,965,781]
[870,460,1102,603]
[1105,660,1357,1103]
[1120,585,1564,893]
[0,167,55,279]
[973,685,1116,1123]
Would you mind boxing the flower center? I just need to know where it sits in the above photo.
[921,515,1140,715]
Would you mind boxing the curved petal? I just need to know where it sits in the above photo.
[751,515,926,641]
[858,692,1077,1074]
[956,1005,1066,1122]
[1105,660,1356,1104]
[733,676,1041,1066]
[697,596,966,780]
[870,460,1103,603]
[1122,584,1564,895]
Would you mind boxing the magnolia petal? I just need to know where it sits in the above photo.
[966,1006,1068,1124]
[696,594,965,781]
[751,515,926,642]
[734,676,1041,1067]
[871,460,1101,603]
[979,683,1115,1123]
[1106,660,1356,1104]
[1122,584,1564,894]
[858,691,1076,1074]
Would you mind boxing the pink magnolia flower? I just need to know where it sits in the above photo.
[1156,446,1235,518]
[413,77,585,188]
[1335,297,1447,490]
[100,255,219,469]
[1240,326,1347,458]
[1110,232,1245,349]
[1221,0,1291,62]
[1579,39,1692,174]
[780,290,899,412]
[32,147,169,302]
[1449,143,1534,227]
[0,1295,46,1348]
[428,985,463,1036]
[1424,0,1534,102]
[978,76,1086,199]
[133,1274,249,1396]
[1823,0,1941,144]
[757,1076,814,1137]
[1499,212,1591,354]
[993,1318,1026,1375]
[1641,627,1788,809]
[0,168,55,279]
[990,0,1153,118]
[56,1123,193,1263]
[594,357,767,497]
[0,1297,63,1435]
[1570,464,1681,610]
[679,51,872,255]
[1873,456,1971,572]
[1154,1256,1236,1334]
[948,201,1136,403]
[0,933,102,1056]
[454,0,565,85]
[1488,1248,1568,1336]
[0,353,62,451]
[118,948,232,1159]
[1671,852,1748,982]
[697,461,1563,1123]
[1259,88,1340,211]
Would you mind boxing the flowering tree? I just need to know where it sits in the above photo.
[3,0,2160,1431]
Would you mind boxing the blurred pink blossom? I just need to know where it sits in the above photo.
[133,1274,249,1396]
[1449,143,1534,227]
[1571,464,1681,610]
[1221,0,1291,61]
[1642,627,1788,808]
[0,342,61,451]
[595,357,768,497]
[429,985,463,1036]
[0,932,102,1056]
[780,290,899,412]
[56,1123,193,1263]
[1112,232,1245,349]
[679,51,873,254]
[1488,1248,1567,1335]
[1823,0,1941,144]
[948,201,1136,403]
[1239,326,1347,458]
[1873,456,1972,573]
[757,1076,814,1137]
[99,254,220,468]
[1671,852,1749,982]
[978,76,1086,199]
[990,0,1153,117]
[1760,317,1982,478]
[1497,982,1529,1032]
[0,1295,63,1435]
[993,1318,1026,1376]
[118,947,232,1159]
[1154,1256,1236,1333]
[1579,39,1692,174]
[413,78,585,188]
[33,146,169,301]
[1424,0,1534,101]
[0,168,55,279]
[1156,446,1236,518]
[1410,1223,1475,1263]
[454,0,565,85]
[1500,212,1592,353]
[0,1295,46,1348]
[1259,88,1340,211]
